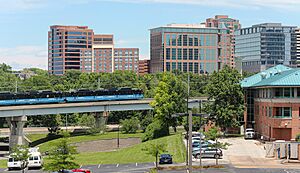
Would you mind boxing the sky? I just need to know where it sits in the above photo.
[0,0,300,70]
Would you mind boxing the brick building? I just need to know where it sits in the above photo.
[204,15,241,68]
[138,60,150,75]
[241,65,300,141]
[48,25,139,75]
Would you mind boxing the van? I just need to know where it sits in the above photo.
[28,152,43,169]
[7,157,22,170]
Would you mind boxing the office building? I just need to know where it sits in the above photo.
[114,48,139,73]
[48,25,139,75]
[149,24,231,74]
[138,60,150,75]
[235,23,297,73]
[241,65,300,141]
[296,28,300,67]
[204,15,241,67]
[93,34,114,73]
[48,25,93,75]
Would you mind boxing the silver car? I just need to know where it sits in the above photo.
[192,148,223,159]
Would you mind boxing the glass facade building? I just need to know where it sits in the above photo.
[150,24,231,74]
[235,23,297,73]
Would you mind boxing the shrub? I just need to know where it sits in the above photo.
[296,134,300,142]
[140,113,153,132]
[142,120,168,142]
[120,117,140,134]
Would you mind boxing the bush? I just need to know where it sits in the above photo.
[296,134,300,142]
[142,120,169,142]
[120,117,140,134]
[140,113,153,132]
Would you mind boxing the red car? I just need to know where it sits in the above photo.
[72,169,91,173]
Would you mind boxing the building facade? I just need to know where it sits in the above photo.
[48,25,139,75]
[114,48,139,73]
[235,23,297,73]
[296,28,300,67]
[48,25,93,75]
[149,24,231,74]
[204,15,241,67]
[138,60,150,75]
[241,65,300,141]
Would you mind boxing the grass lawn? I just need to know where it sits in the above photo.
[27,132,144,153]
[73,134,185,165]
[0,159,6,168]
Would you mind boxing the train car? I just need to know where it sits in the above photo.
[0,88,143,106]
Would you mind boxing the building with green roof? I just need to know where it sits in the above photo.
[241,65,300,141]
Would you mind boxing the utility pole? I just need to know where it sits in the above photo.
[185,72,190,170]
[97,77,100,90]
[15,80,18,93]
[188,111,193,173]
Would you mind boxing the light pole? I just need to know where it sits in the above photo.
[117,124,120,148]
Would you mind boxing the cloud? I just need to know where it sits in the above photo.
[0,46,47,70]
[96,0,300,9]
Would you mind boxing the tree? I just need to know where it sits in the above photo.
[120,117,140,134]
[204,66,244,132]
[44,133,79,172]
[142,141,166,169]
[0,63,12,73]
[10,145,30,173]
[205,127,230,165]
[150,73,187,136]
[140,112,153,133]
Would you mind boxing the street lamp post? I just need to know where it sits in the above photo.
[117,124,120,148]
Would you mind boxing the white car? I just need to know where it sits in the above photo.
[245,128,255,139]
[28,152,43,169]
[7,157,22,171]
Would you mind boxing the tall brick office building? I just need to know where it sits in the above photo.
[48,25,139,75]
[242,65,300,141]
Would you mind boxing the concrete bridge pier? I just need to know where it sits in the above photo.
[95,112,109,130]
[6,116,27,151]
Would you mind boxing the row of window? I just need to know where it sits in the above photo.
[165,34,218,47]
[258,88,300,98]
[165,48,217,60]
[259,106,292,118]
[165,62,215,74]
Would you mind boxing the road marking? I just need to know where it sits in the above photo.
[116,164,119,167]
[284,170,289,173]
[80,165,82,168]
[98,164,101,168]
[136,162,138,167]
[153,162,156,166]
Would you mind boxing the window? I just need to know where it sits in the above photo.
[194,63,199,74]
[166,34,171,46]
[183,35,188,46]
[172,62,176,70]
[172,34,177,46]
[177,35,182,46]
[166,48,170,60]
[194,35,199,46]
[183,62,187,72]
[188,35,193,46]
[189,62,193,72]
[172,48,176,60]
[194,49,199,60]
[166,62,170,71]
[183,49,187,60]
[178,62,182,71]
[189,49,193,60]
[274,107,292,118]
[177,49,182,60]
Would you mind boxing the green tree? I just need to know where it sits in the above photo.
[142,120,166,142]
[205,127,230,165]
[44,133,79,172]
[140,112,153,133]
[0,63,12,73]
[10,145,30,173]
[142,141,166,169]
[120,117,140,134]
[150,73,186,135]
[204,66,244,132]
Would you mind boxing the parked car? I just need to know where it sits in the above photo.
[185,132,205,139]
[52,170,74,173]
[72,169,91,173]
[7,157,21,171]
[159,154,173,164]
[244,128,255,139]
[28,152,43,169]
[192,148,223,159]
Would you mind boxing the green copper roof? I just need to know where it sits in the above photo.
[241,65,296,88]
